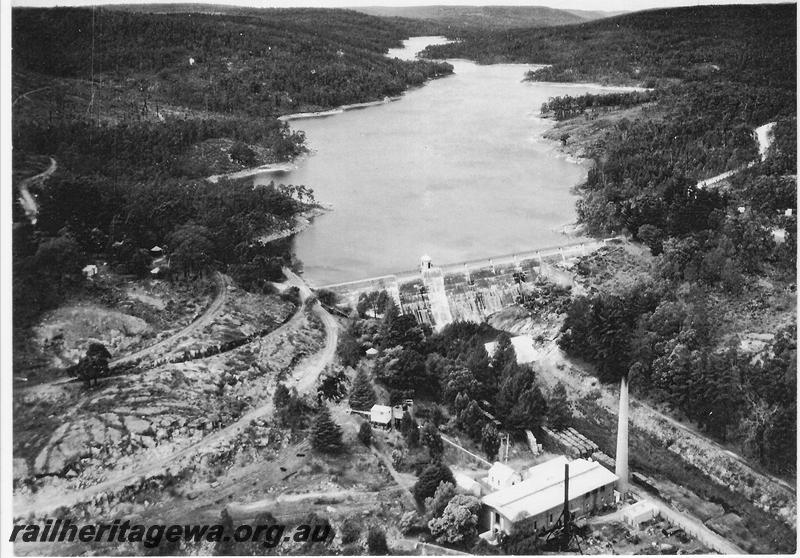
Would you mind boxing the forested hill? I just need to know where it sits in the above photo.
[11,7,453,329]
[12,7,453,117]
[353,5,608,30]
[422,3,796,90]
[420,2,798,482]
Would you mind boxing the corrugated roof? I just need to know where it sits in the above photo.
[483,458,618,522]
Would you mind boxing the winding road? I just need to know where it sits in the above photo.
[14,269,339,519]
[696,121,775,191]
[18,272,232,391]
[110,272,230,367]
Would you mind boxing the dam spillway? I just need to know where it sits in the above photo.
[317,237,625,329]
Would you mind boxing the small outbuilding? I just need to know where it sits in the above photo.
[370,404,392,429]
[623,500,660,528]
[365,347,379,358]
[485,462,522,491]
[82,264,98,278]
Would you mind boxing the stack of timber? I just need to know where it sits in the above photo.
[541,426,600,458]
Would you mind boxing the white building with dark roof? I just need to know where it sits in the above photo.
[482,457,617,537]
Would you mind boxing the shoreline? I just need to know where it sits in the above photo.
[534,112,596,239]
[258,204,331,244]
[278,96,403,122]
[206,161,297,183]
[529,81,652,92]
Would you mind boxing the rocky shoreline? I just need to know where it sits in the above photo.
[258,205,331,245]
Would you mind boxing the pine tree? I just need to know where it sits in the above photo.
[311,405,344,454]
[422,421,444,459]
[481,423,501,462]
[547,382,572,430]
[459,400,485,441]
[348,367,377,411]
[358,421,373,446]
[491,333,516,370]
[402,412,420,448]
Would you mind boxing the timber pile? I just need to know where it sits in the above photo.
[542,426,599,458]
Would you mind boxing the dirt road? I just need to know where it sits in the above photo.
[14,270,339,519]
[17,156,56,225]
[282,268,339,392]
[18,272,233,391]
[696,121,774,190]
[110,272,230,367]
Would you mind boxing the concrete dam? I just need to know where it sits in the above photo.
[319,237,625,329]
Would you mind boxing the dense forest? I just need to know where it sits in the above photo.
[429,4,796,475]
[11,7,453,331]
[354,5,595,30]
[540,90,658,120]
[423,4,795,89]
[13,8,453,117]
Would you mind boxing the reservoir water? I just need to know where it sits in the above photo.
[254,37,628,286]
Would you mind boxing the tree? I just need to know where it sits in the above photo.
[366,527,389,555]
[273,383,291,411]
[70,342,112,388]
[402,412,420,448]
[310,406,343,454]
[424,481,456,519]
[337,327,362,369]
[496,363,548,432]
[348,368,377,411]
[169,222,213,278]
[316,288,338,307]
[481,423,501,462]
[358,421,373,446]
[547,382,572,430]
[317,367,348,403]
[427,494,482,547]
[399,511,425,536]
[229,141,256,166]
[637,224,664,255]
[458,400,486,441]
[421,421,444,460]
[414,462,455,502]
[442,367,480,407]
[491,333,516,371]
[376,347,426,399]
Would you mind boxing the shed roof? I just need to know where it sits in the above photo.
[483,458,618,522]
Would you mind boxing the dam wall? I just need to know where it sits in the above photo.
[319,237,626,327]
